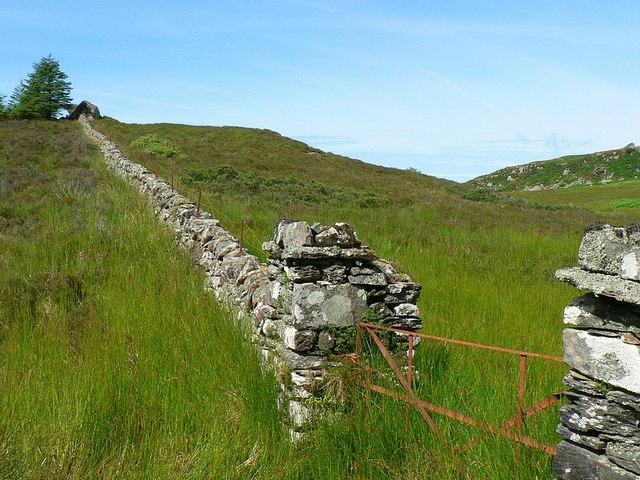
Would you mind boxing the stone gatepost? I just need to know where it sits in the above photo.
[258,220,423,437]
[554,224,640,479]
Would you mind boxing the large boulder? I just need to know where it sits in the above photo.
[68,100,101,120]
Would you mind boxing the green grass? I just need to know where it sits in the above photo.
[513,179,640,220]
[3,117,629,478]
[89,118,621,478]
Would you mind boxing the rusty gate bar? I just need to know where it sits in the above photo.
[405,335,414,433]
[364,325,445,440]
[355,321,567,456]
[359,322,564,362]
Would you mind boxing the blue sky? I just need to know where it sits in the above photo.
[2,1,639,181]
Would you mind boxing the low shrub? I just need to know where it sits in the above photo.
[130,133,182,158]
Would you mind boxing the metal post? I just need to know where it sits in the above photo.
[405,334,415,433]
[516,354,528,458]
[171,172,174,190]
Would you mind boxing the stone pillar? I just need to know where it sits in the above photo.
[258,220,423,437]
[554,224,640,479]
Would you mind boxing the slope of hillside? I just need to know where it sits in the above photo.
[95,118,455,207]
[468,144,640,191]
[7,117,636,478]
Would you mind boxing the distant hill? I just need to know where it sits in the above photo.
[94,118,455,207]
[468,144,640,191]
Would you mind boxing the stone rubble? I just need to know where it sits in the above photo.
[78,114,424,436]
[555,223,640,479]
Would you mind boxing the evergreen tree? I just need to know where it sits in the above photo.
[10,55,73,119]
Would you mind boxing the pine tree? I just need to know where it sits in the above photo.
[10,55,73,120]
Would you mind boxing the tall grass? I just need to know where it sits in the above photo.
[4,118,626,478]
[88,118,623,477]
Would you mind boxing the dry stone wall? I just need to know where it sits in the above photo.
[555,224,640,479]
[79,114,423,436]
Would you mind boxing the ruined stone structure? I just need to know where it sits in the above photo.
[555,224,640,479]
[78,114,423,436]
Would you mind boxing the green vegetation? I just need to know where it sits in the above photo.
[130,133,183,158]
[184,165,387,208]
[513,179,640,221]
[8,55,73,120]
[92,117,454,207]
[469,145,640,191]
[89,117,622,478]
[4,116,634,478]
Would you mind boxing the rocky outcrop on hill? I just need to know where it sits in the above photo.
[469,146,640,192]
[555,223,640,479]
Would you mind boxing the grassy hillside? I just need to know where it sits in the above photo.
[468,144,640,191]
[3,117,633,478]
[513,179,640,220]
[89,118,624,478]
[96,117,454,207]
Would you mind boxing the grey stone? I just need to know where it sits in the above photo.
[564,294,640,333]
[292,283,367,330]
[281,246,378,263]
[559,393,639,437]
[315,222,358,247]
[564,370,607,397]
[323,264,347,283]
[556,268,640,305]
[608,442,640,474]
[622,251,640,282]
[279,348,325,369]
[350,266,377,276]
[556,424,606,450]
[371,259,397,280]
[288,400,313,428]
[285,264,322,283]
[608,390,640,414]
[261,318,284,339]
[275,220,314,248]
[384,282,422,304]
[553,440,638,479]
[393,303,420,317]
[579,224,640,276]
[348,272,387,286]
[284,327,317,352]
[563,329,640,394]
[254,304,278,324]
[317,330,336,351]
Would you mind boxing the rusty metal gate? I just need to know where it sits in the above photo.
[351,321,568,456]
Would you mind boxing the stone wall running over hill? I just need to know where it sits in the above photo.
[78,114,423,436]
[555,224,640,479]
